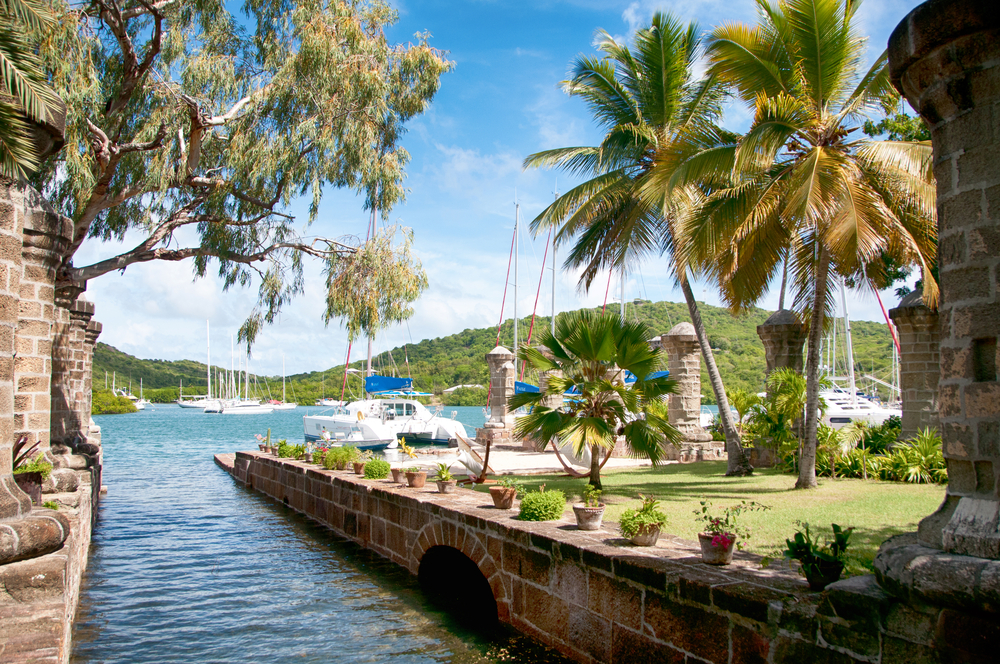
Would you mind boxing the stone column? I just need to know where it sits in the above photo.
[0,184,31,520]
[887,0,1000,559]
[756,309,807,378]
[475,346,516,447]
[661,323,711,444]
[50,286,90,446]
[889,290,940,441]
[14,190,73,454]
[84,320,102,447]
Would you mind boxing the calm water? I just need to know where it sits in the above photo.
[71,405,568,663]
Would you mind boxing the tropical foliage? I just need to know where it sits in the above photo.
[0,0,62,178]
[509,311,680,489]
[522,12,751,475]
[518,487,566,522]
[673,0,937,488]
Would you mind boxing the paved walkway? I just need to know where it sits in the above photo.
[386,444,654,477]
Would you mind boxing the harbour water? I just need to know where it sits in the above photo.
[71,405,569,663]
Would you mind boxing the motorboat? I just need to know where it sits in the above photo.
[213,399,274,415]
[820,388,900,430]
[303,408,398,451]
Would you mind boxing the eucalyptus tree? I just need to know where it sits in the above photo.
[673,0,937,488]
[523,13,753,476]
[31,0,451,344]
[510,310,680,490]
[0,0,62,178]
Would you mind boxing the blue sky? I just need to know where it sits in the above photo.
[79,0,927,377]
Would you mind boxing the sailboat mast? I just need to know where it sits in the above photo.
[206,320,211,400]
[514,198,519,355]
[551,185,557,336]
[840,280,858,405]
[282,355,286,402]
[620,269,626,322]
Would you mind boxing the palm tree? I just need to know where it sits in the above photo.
[509,310,680,490]
[523,12,753,476]
[0,0,62,179]
[674,0,937,488]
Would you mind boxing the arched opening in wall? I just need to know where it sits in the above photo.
[418,545,497,629]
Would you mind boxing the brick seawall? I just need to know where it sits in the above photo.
[216,451,993,663]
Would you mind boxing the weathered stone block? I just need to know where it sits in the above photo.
[588,571,642,631]
[643,590,729,663]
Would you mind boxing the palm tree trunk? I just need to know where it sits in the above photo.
[797,248,830,489]
[589,443,603,489]
[679,273,752,476]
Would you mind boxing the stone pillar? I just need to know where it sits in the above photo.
[889,290,940,441]
[661,323,711,443]
[14,190,73,453]
[50,286,91,445]
[888,0,1000,559]
[0,184,31,520]
[756,309,807,378]
[84,320,102,447]
[475,346,516,447]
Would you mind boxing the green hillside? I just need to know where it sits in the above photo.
[92,300,897,405]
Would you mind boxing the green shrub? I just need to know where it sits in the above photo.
[43,501,59,510]
[14,457,53,480]
[518,488,565,521]
[91,390,138,415]
[323,446,359,469]
[364,458,391,479]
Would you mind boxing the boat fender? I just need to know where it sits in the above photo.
[357,411,365,421]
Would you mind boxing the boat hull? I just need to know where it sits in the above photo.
[303,414,397,451]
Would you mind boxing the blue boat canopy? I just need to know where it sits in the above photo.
[514,381,540,394]
[624,370,670,383]
[366,375,413,394]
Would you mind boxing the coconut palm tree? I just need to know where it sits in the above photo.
[672,0,937,488]
[510,310,680,490]
[523,12,753,476]
[0,0,61,179]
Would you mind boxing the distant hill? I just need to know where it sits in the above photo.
[92,299,896,404]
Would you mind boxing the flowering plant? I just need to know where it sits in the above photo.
[695,500,769,550]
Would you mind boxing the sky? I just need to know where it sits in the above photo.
[76,0,928,378]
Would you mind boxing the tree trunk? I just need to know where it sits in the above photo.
[797,248,830,489]
[679,274,752,476]
[589,443,603,489]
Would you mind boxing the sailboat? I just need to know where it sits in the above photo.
[135,378,151,410]
[270,356,297,410]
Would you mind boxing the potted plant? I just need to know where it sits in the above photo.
[518,485,566,521]
[12,436,51,506]
[489,476,524,509]
[364,458,391,480]
[405,466,427,488]
[255,429,271,453]
[433,463,457,494]
[572,485,606,531]
[784,522,854,590]
[619,494,667,546]
[390,466,406,484]
[353,450,373,475]
[694,500,769,565]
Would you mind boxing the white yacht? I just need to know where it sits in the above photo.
[820,387,900,430]
[303,407,398,451]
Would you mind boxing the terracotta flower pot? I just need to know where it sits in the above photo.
[573,504,606,531]
[335,461,348,471]
[436,480,457,494]
[489,486,517,509]
[405,471,427,488]
[630,524,661,547]
[390,468,405,484]
[258,444,266,451]
[13,471,42,505]
[353,462,366,475]
[698,532,736,565]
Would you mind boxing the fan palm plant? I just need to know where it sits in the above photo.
[668,0,937,488]
[510,310,681,489]
[523,12,753,476]
[0,0,61,179]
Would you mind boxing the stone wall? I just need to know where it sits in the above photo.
[218,452,998,664]
[889,291,940,441]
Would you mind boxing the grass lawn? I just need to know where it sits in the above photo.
[475,461,945,576]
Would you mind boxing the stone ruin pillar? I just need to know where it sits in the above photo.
[84,320,102,447]
[0,183,70,565]
[888,290,940,441]
[874,0,1000,614]
[50,285,90,445]
[14,190,73,454]
[660,323,713,455]
[756,309,807,379]
[475,346,516,447]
